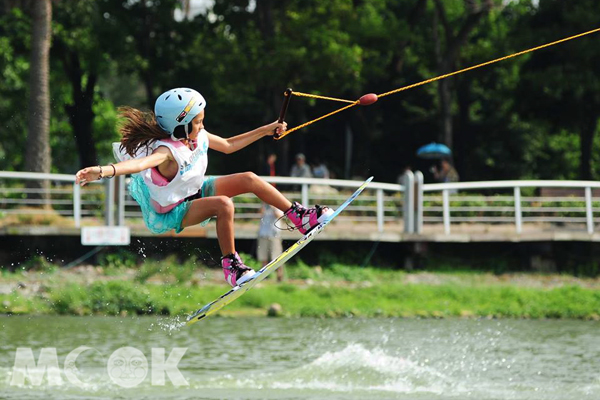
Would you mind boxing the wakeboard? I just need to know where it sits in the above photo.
[186,176,373,325]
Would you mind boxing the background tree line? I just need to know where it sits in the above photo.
[0,0,599,183]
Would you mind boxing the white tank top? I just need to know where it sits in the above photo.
[113,128,209,207]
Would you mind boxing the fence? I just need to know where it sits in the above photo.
[420,180,600,235]
[0,172,404,233]
[1,170,600,236]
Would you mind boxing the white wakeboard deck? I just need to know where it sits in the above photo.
[186,176,373,325]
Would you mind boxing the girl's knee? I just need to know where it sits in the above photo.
[215,196,234,216]
[241,171,259,186]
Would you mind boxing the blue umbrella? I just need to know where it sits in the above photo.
[416,143,452,159]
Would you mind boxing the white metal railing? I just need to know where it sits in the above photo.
[0,171,405,233]
[0,171,105,228]
[422,180,600,235]
[1,170,599,236]
[120,176,405,233]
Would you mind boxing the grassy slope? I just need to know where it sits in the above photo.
[2,256,600,319]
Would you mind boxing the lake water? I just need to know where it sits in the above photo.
[0,316,599,399]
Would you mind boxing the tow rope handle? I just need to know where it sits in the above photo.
[273,88,293,140]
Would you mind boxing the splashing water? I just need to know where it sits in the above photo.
[203,343,459,396]
[148,315,187,334]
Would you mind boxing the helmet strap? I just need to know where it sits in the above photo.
[171,121,193,141]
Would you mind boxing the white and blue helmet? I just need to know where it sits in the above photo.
[154,88,206,140]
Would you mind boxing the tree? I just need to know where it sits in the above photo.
[24,0,52,196]
[4,0,597,184]
[0,5,31,171]
[174,0,369,174]
[431,0,493,149]
[98,0,191,108]
[52,0,108,168]
[450,1,534,180]
[517,0,600,180]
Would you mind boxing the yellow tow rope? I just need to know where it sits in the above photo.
[275,27,600,140]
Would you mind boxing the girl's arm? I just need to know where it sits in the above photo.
[207,121,286,154]
[75,147,172,186]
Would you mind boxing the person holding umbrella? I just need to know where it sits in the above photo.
[416,143,459,183]
[432,159,459,183]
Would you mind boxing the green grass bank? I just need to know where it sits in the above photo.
[2,254,600,319]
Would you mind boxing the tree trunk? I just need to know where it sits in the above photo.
[579,118,597,180]
[438,78,453,148]
[142,70,155,109]
[256,0,280,169]
[344,123,353,179]
[66,84,98,169]
[455,77,471,177]
[432,3,453,147]
[58,46,99,169]
[24,0,52,202]
[388,0,427,74]
[432,0,492,150]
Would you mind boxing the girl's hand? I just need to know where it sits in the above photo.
[263,120,287,137]
[75,166,101,186]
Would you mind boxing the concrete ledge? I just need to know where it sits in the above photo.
[2,223,600,243]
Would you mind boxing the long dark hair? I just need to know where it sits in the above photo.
[118,106,170,157]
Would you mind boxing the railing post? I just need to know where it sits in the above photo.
[442,189,450,235]
[586,186,594,234]
[514,187,522,234]
[376,188,384,233]
[117,175,126,226]
[301,183,309,208]
[402,171,414,233]
[73,182,81,228]
[414,171,424,234]
[105,178,115,226]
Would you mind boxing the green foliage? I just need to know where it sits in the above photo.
[0,7,31,171]
[50,281,165,316]
[237,252,261,271]
[1,0,599,181]
[134,259,163,283]
[18,255,58,273]
[134,255,206,284]
[515,0,600,179]
[286,258,320,280]
[3,265,600,319]
[323,263,382,282]
[285,259,400,283]
[98,249,137,273]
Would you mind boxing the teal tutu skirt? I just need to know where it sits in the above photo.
[129,174,216,234]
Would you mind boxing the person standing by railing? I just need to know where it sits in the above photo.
[257,203,284,282]
[75,88,333,287]
[311,158,330,179]
[261,153,278,181]
[289,153,312,192]
[431,158,460,194]
[290,153,312,178]
[432,159,459,194]
[432,159,459,184]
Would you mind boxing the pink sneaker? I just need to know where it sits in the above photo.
[285,202,333,234]
[221,252,256,287]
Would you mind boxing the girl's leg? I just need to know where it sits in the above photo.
[214,172,292,212]
[180,196,235,255]
[214,171,332,236]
